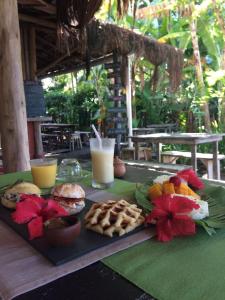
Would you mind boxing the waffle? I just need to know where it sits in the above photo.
[84,199,144,237]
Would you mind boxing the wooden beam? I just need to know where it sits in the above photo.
[36,49,78,76]
[29,26,37,80]
[20,27,26,79]
[18,0,56,14]
[19,13,56,28]
[0,0,30,172]
[23,25,31,79]
[39,54,113,78]
[37,35,56,49]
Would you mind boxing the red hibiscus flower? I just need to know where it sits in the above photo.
[145,194,200,242]
[177,169,204,190]
[169,176,181,187]
[12,194,68,240]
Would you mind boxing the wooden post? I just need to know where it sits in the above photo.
[29,26,37,80]
[34,122,44,158]
[0,0,30,172]
[125,55,133,148]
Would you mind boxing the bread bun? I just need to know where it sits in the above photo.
[51,183,85,215]
[1,182,41,209]
[1,196,18,209]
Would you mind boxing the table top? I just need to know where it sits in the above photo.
[74,131,91,134]
[41,123,77,127]
[131,133,224,144]
[133,128,156,133]
[0,167,153,300]
[2,166,225,300]
[146,123,176,129]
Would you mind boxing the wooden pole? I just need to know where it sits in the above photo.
[29,26,37,81]
[0,0,30,172]
[125,55,133,148]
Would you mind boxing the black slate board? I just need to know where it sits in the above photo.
[0,199,144,266]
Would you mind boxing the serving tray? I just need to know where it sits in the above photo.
[0,199,144,266]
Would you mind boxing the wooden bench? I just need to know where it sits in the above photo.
[121,147,152,161]
[161,151,225,179]
[124,160,190,173]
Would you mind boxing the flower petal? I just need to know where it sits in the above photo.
[177,169,204,190]
[27,216,43,240]
[171,215,196,236]
[41,200,68,221]
[12,199,41,224]
[152,194,171,211]
[156,218,173,242]
[20,194,46,209]
[169,176,181,186]
[170,196,200,214]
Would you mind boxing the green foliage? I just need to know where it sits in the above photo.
[43,0,225,147]
[44,73,99,129]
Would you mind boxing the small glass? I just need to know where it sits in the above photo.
[57,159,83,182]
[30,158,57,188]
[90,138,115,189]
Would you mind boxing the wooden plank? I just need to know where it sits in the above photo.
[108,107,126,113]
[124,160,191,172]
[19,13,56,29]
[213,141,219,179]
[23,25,30,80]
[107,72,121,78]
[161,151,225,160]
[109,83,122,90]
[36,50,77,76]
[0,0,30,172]
[18,0,56,14]
[29,26,37,80]
[34,122,44,157]
[107,128,127,135]
[108,95,126,101]
[104,62,120,69]
[106,117,127,123]
[191,144,197,173]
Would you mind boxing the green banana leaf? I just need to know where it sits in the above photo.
[135,182,225,236]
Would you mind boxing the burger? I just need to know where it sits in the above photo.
[1,181,41,209]
[51,183,85,215]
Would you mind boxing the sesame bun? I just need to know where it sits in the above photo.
[51,183,85,215]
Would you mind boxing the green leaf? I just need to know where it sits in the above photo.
[196,220,216,236]
[134,184,153,213]
[198,20,220,68]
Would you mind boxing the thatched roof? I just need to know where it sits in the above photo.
[18,0,183,91]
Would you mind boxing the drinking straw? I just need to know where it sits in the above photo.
[91,124,102,149]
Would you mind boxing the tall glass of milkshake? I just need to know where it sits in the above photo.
[90,138,115,189]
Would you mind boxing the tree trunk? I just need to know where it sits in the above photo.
[190,18,211,132]
[0,0,30,172]
[212,0,225,69]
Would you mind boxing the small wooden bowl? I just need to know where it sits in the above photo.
[45,216,81,247]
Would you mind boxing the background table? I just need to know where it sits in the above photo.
[131,133,224,179]
[146,123,177,133]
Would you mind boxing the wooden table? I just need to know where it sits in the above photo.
[133,128,156,136]
[131,133,224,179]
[146,123,177,133]
[0,166,154,300]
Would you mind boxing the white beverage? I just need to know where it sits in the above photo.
[91,149,114,184]
[90,138,115,189]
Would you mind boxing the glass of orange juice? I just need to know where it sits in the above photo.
[30,158,57,188]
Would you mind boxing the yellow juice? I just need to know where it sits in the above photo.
[31,162,57,188]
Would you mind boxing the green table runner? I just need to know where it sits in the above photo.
[0,171,136,199]
[1,171,225,300]
[103,229,225,300]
